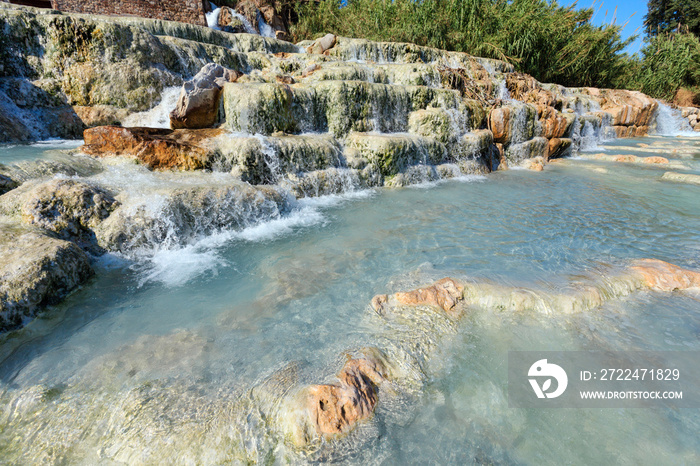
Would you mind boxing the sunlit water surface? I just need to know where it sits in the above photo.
[0,135,699,464]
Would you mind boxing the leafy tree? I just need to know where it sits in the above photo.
[632,32,700,99]
[644,0,700,36]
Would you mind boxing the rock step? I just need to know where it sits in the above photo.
[222,80,483,137]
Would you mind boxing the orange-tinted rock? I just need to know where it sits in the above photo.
[630,259,700,292]
[546,137,571,159]
[539,106,571,139]
[306,356,386,435]
[506,73,558,110]
[488,107,511,144]
[372,277,465,315]
[642,156,669,164]
[81,126,223,170]
[613,154,638,163]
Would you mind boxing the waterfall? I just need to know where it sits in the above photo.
[655,102,696,136]
[206,4,221,30]
[207,3,259,35]
[122,87,181,128]
[257,11,275,38]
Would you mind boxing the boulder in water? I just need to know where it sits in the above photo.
[170,64,241,130]
[662,171,700,186]
[630,259,700,292]
[81,126,224,170]
[307,34,337,55]
[0,179,119,253]
[305,356,386,436]
[372,277,465,316]
[0,222,93,332]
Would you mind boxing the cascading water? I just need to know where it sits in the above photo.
[206,2,259,35]
[257,12,276,38]
[122,87,181,128]
[655,102,696,136]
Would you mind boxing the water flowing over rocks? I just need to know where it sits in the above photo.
[662,171,700,186]
[170,63,241,129]
[0,4,694,334]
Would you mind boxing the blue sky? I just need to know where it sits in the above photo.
[559,0,647,56]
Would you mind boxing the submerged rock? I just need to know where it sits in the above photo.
[304,354,386,436]
[372,277,465,316]
[661,171,700,186]
[81,126,224,170]
[630,259,700,292]
[170,63,242,129]
[0,222,93,332]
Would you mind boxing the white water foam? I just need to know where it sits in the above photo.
[206,4,221,30]
[122,87,181,129]
[207,3,257,35]
[131,188,374,287]
[655,102,698,137]
[257,12,276,38]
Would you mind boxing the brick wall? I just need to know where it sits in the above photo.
[50,0,209,27]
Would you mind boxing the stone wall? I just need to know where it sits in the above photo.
[50,0,208,27]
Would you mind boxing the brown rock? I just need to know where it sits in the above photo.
[546,137,571,160]
[306,356,386,435]
[539,106,572,139]
[642,156,669,164]
[630,259,700,292]
[488,106,511,144]
[391,277,465,314]
[613,154,638,163]
[170,63,241,130]
[276,75,295,85]
[81,126,224,171]
[218,6,247,33]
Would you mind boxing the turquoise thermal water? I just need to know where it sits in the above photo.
[0,135,699,464]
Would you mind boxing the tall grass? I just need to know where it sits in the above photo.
[291,0,634,89]
[630,33,700,100]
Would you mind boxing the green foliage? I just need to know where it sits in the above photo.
[644,0,700,36]
[630,33,700,100]
[291,0,633,88]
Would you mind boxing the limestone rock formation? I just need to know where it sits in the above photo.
[81,126,224,170]
[0,179,119,252]
[307,34,337,55]
[170,64,242,129]
[372,277,465,315]
[0,174,19,195]
[662,171,700,185]
[0,222,93,332]
[305,355,386,436]
[680,107,700,132]
[630,259,700,292]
